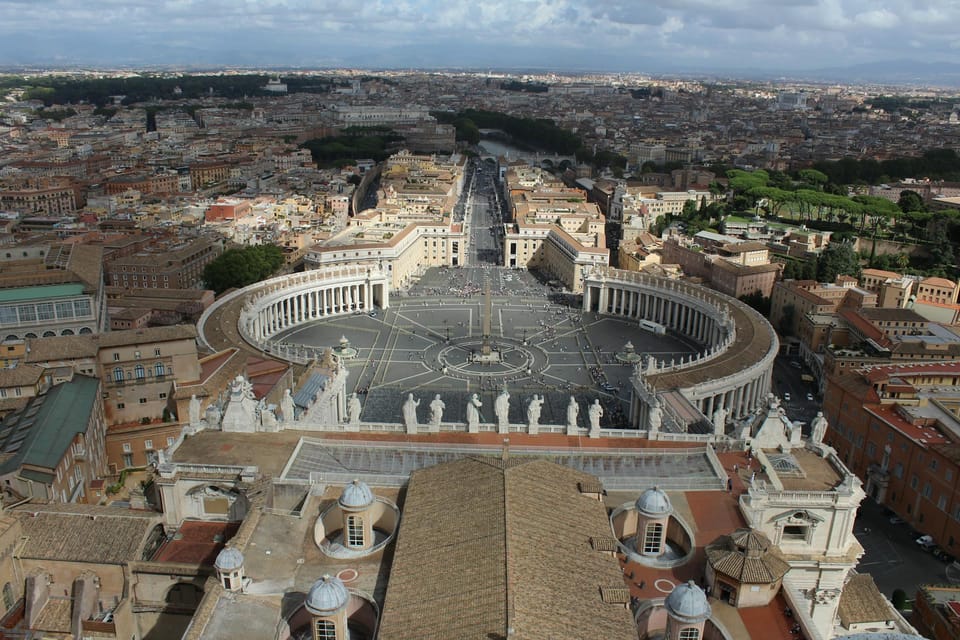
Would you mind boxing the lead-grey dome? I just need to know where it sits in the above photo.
[665,580,711,624]
[214,547,244,572]
[305,575,350,616]
[635,486,672,518]
[339,479,374,510]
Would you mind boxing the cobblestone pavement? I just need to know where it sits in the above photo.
[275,266,701,428]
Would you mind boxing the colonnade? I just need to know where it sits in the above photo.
[247,279,388,342]
[586,284,724,347]
[584,269,777,431]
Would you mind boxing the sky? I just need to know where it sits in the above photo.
[1,0,959,74]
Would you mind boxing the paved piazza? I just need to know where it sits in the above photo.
[273,265,700,428]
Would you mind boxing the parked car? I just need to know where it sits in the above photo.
[783,392,791,402]
[889,515,905,525]
[917,534,936,549]
[806,392,815,401]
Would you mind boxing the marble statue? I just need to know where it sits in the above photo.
[281,389,296,423]
[589,399,604,432]
[429,394,445,428]
[811,411,828,444]
[526,394,543,430]
[466,393,482,433]
[402,393,420,432]
[495,388,510,433]
[260,405,278,430]
[648,400,662,432]
[188,394,201,427]
[712,405,727,434]
[221,375,260,433]
[566,396,579,431]
[348,393,362,425]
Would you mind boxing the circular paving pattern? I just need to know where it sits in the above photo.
[271,267,701,427]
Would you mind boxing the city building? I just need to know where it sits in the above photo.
[0,375,107,504]
[824,362,960,553]
[103,237,223,290]
[0,243,106,341]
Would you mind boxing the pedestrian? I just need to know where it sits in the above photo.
[727,477,733,492]
[733,463,738,473]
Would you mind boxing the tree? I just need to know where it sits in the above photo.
[739,292,771,316]
[891,589,906,611]
[202,245,285,294]
[816,242,861,283]
[897,189,925,214]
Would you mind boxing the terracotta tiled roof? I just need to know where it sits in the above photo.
[13,503,159,565]
[705,528,789,584]
[377,457,636,640]
[838,574,894,626]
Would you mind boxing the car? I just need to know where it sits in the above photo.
[783,392,791,402]
[917,534,936,549]
[889,515,905,525]
[368,311,377,318]
[806,392,814,401]
[789,361,802,369]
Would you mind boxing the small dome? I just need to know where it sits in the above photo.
[305,575,350,616]
[339,479,374,510]
[665,580,711,624]
[635,486,672,518]
[214,547,244,572]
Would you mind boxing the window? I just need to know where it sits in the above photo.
[144,440,153,450]
[122,453,133,468]
[894,462,903,478]
[134,351,141,359]
[643,522,663,555]
[866,442,876,457]
[931,459,938,471]
[113,367,123,383]
[113,352,120,361]
[315,620,336,640]
[159,392,167,400]
[939,495,947,511]
[166,436,175,447]
[911,474,919,490]
[346,515,364,548]
[134,365,145,380]
[679,629,700,640]
[122,443,132,453]
[138,398,147,404]
[116,402,125,409]
[154,362,165,377]
[923,483,932,498]
[783,525,807,541]
[154,348,161,357]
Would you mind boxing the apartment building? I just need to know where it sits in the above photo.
[0,177,84,215]
[824,363,960,555]
[770,278,876,337]
[0,375,107,504]
[103,237,223,290]
[661,236,781,298]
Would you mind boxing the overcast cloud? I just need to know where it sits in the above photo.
[1,0,958,73]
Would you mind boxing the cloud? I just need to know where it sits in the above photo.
[0,0,959,71]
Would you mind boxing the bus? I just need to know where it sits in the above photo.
[639,319,667,336]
